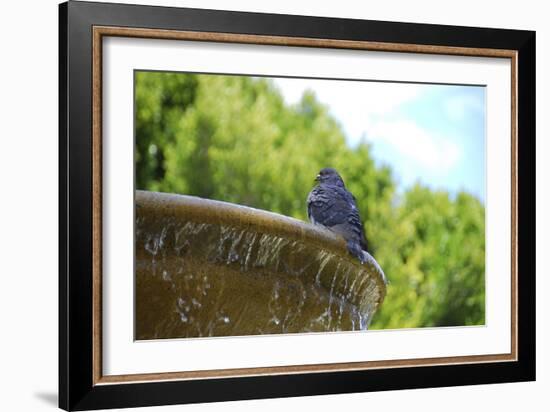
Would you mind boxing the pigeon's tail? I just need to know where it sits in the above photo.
[346,239,367,263]
[347,240,389,285]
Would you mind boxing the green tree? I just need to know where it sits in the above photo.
[371,185,485,328]
[135,71,198,191]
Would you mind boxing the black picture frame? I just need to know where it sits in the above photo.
[59,1,535,410]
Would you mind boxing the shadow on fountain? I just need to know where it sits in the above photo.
[135,190,387,340]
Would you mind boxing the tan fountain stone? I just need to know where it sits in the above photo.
[135,190,387,340]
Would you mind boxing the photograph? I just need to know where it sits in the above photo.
[134,71,486,340]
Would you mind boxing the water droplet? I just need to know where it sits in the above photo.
[144,236,158,256]
[227,250,239,263]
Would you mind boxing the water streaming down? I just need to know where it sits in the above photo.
[135,191,387,340]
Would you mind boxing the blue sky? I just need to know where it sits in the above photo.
[271,78,486,203]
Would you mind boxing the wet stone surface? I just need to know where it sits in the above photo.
[135,191,386,340]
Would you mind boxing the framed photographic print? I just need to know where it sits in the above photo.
[59,1,535,410]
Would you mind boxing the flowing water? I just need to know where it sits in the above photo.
[135,191,386,340]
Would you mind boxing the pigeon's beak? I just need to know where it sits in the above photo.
[315,174,320,183]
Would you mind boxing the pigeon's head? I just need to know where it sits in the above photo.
[315,167,345,186]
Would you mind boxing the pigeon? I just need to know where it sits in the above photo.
[307,167,368,264]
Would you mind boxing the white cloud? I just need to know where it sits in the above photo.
[272,77,422,112]
[271,77,463,175]
[271,78,423,141]
[366,120,461,172]
[444,92,485,122]
[366,119,461,172]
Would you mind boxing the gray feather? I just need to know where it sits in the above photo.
[307,168,368,263]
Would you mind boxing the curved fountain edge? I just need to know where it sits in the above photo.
[136,190,387,307]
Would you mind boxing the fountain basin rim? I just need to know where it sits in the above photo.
[136,190,387,297]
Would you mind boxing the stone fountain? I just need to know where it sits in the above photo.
[135,190,386,340]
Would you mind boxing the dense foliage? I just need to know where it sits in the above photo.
[135,71,485,329]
